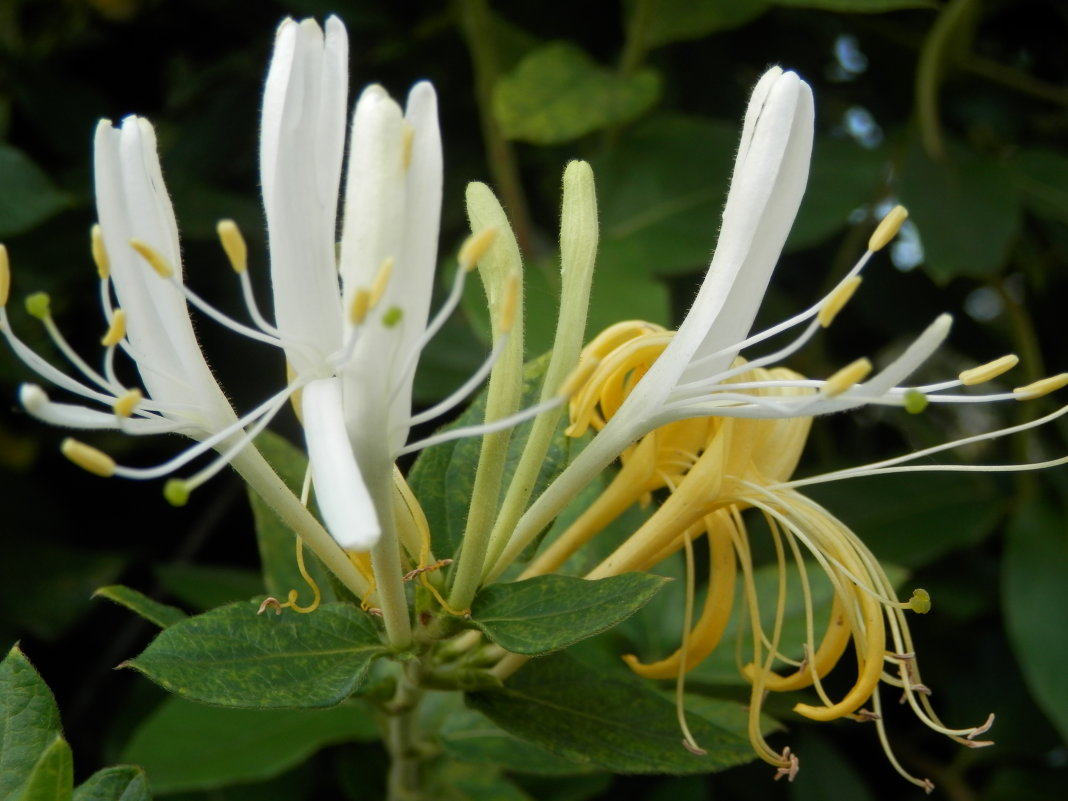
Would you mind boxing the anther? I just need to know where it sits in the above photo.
[904,388,928,414]
[967,712,995,739]
[163,478,191,507]
[1013,373,1068,400]
[868,205,908,252]
[818,276,861,328]
[822,357,873,397]
[113,389,143,418]
[499,272,519,333]
[402,123,414,171]
[458,227,499,271]
[959,354,1018,386]
[129,239,174,279]
[101,309,127,347]
[257,597,284,615]
[25,292,51,320]
[61,438,116,477]
[0,244,10,306]
[350,289,371,325]
[216,219,248,274]
[91,224,109,279]
[908,588,931,614]
[369,257,394,309]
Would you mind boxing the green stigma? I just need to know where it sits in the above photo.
[382,306,403,328]
[908,588,931,614]
[164,478,191,507]
[25,292,51,320]
[904,388,928,414]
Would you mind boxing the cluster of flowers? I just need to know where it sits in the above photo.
[3,16,1065,790]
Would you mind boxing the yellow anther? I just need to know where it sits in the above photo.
[818,276,862,328]
[458,227,499,272]
[557,355,601,400]
[113,388,142,418]
[499,272,519,334]
[129,239,174,278]
[350,288,371,325]
[402,123,414,171]
[959,354,1019,386]
[216,219,248,274]
[101,309,127,347]
[822,357,872,397]
[61,438,116,477]
[868,205,908,252]
[0,244,10,307]
[369,257,394,309]
[91,224,109,279]
[1014,373,1068,401]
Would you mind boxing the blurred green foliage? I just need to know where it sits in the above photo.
[2,0,1068,798]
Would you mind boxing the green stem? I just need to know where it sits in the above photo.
[915,0,980,160]
[369,466,413,650]
[231,445,370,599]
[384,666,426,801]
[455,0,535,255]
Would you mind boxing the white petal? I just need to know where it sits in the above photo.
[302,377,381,550]
[93,118,226,420]
[859,313,953,396]
[261,17,347,373]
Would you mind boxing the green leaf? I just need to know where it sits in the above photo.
[787,137,889,251]
[1010,148,1068,226]
[0,144,72,238]
[125,601,387,708]
[0,646,64,800]
[440,707,594,776]
[93,585,188,628]
[805,472,1003,569]
[72,767,150,801]
[1003,500,1068,741]
[467,652,753,774]
[154,564,265,612]
[593,115,737,276]
[121,695,377,792]
[469,574,668,655]
[250,432,338,604]
[409,353,571,560]
[431,763,534,801]
[493,42,660,144]
[17,734,73,801]
[638,0,769,48]
[899,137,1020,282]
[770,0,936,9]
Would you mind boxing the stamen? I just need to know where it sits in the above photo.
[216,219,248,274]
[498,271,519,333]
[0,244,10,307]
[458,227,498,271]
[817,276,861,328]
[1013,373,1068,400]
[402,123,414,171]
[101,309,126,347]
[61,438,116,477]
[822,358,873,397]
[959,354,1018,386]
[91,224,109,279]
[369,257,394,309]
[868,205,908,252]
[129,239,174,279]
[350,289,371,325]
[113,389,143,418]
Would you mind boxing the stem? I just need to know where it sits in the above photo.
[385,667,426,801]
[231,444,370,599]
[369,467,414,649]
[455,0,535,255]
[915,0,980,160]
